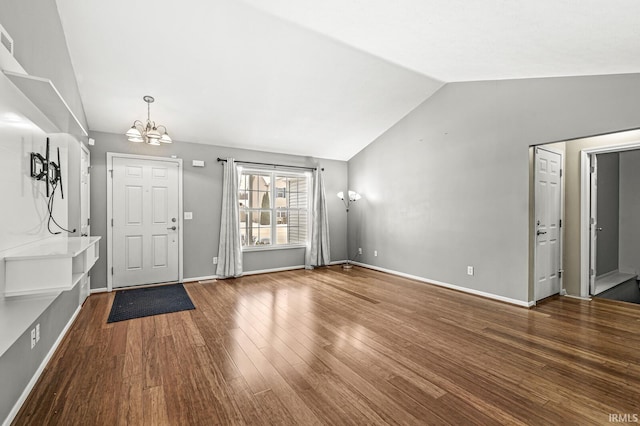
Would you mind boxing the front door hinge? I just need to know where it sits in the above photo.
[558,270,563,279]
[590,165,595,174]
[560,169,563,178]
[109,169,113,178]
[111,267,114,275]
[87,218,91,226]
[590,268,594,276]
[111,218,114,227]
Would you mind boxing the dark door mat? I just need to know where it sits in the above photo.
[107,283,195,323]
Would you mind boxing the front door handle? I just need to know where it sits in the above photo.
[167,226,177,231]
[537,230,547,236]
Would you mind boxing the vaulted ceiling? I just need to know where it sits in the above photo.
[56,0,640,160]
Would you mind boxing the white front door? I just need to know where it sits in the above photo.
[589,154,598,295]
[112,157,180,288]
[535,147,562,301]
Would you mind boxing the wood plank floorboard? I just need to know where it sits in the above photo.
[12,266,640,425]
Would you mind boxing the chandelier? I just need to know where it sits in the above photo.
[125,95,172,145]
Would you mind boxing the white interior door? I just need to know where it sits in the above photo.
[535,147,562,301]
[80,145,90,236]
[589,154,598,295]
[112,157,180,288]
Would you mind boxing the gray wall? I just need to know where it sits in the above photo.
[619,149,640,275]
[0,287,79,422]
[595,152,620,276]
[348,74,640,303]
[0,1,87,423]
[88,131,348,288]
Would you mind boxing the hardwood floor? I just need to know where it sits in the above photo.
[13,266,640,425]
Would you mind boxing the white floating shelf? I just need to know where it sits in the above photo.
[2,70,88,138]
[4,236,100,298]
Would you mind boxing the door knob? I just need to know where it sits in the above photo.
[537,230,547,236]
[167,226,177,231]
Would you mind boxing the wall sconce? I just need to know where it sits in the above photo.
[337,190,361,212]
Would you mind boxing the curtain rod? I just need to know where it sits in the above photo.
[216,158,323,171]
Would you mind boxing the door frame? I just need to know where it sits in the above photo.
[106,152,184,291]
[80,142,90,236]
[579,141,640,298]
[533,146,565,302]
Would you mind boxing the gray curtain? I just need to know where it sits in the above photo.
[216,158,243,278]
[306,168,331,268]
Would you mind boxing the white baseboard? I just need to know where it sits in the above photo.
[3,305,82,426]
[242,265,305,276]
[183,274,218,283]
[90,287,108,294]
[350,261,533,308]
[562,294,592,301]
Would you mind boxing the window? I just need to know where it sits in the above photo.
[239,169,310,248]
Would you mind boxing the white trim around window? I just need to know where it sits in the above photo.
[238,166,311,251]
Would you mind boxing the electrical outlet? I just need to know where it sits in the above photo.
[30,329,36,349]
[213,257,218,265]
[467,266,474,276]
[374,250,378,257]
[358,248,362,255]
[35,324,40,343]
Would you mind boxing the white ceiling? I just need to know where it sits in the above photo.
[55,0,640,160]
[243,0,640,82]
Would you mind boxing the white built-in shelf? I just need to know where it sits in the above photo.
[72,273,83,287]
[2,70,88,138]
[4,236,100,298]
[0,236,100,357]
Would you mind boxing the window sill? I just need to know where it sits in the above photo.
[242,244,306,253]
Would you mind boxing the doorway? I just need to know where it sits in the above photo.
[534,147,564,301]
[584,148,640,296]
[106,153,184,291]
[579,141,640,297]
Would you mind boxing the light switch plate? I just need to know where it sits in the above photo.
[184,212,193,220]
[192,160,205,167]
